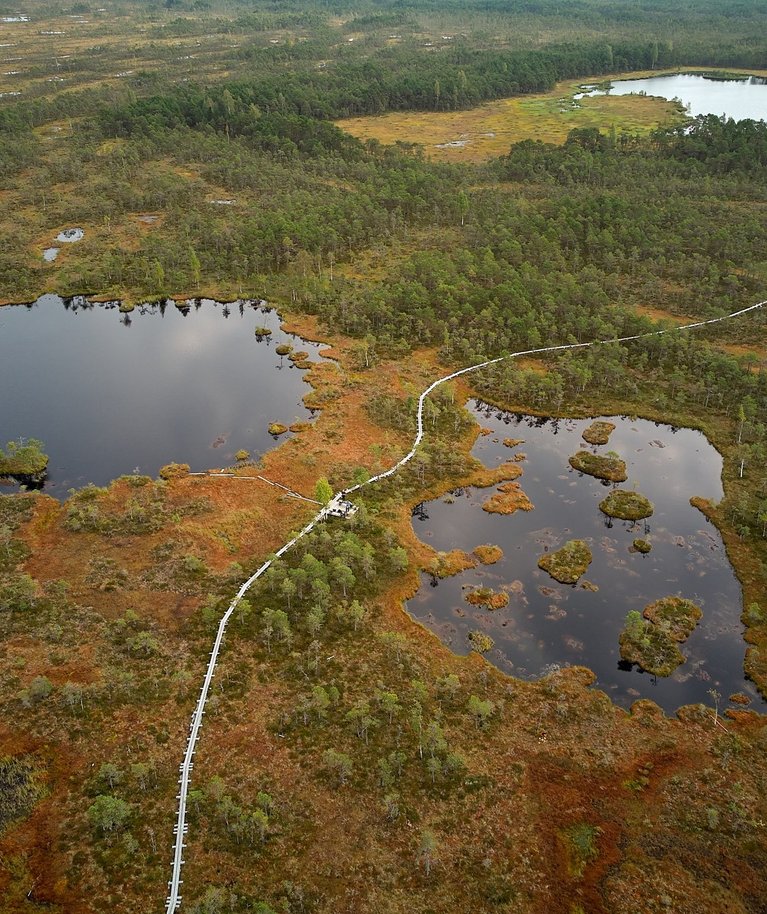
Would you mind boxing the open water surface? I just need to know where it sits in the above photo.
[408,402,763,712]
[578,72,767,121]
[0,295,325,492]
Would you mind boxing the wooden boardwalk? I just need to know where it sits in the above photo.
[165,298,764,912]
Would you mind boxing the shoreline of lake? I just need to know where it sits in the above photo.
[0,295,328,494]
[407,403,763,712]
[579,71,767,121]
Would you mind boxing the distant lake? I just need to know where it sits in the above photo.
[0,296,325,492]
[578,73,767,121]
[408,403,763,713]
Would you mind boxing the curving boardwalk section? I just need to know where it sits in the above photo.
[165,298,764,912]
[344,300,766,495]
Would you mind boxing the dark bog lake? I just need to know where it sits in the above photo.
[408,402,763,712]
[578,72,767,121]
[0,295,326,492]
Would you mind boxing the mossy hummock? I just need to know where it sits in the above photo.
[429,549,477,578]
[619,596,702,676]
[482,481,533,515]
[537,539,592,584]
[0,439,49,482]
[465,587,509,610]
[599,489,654,520]
[158,462,190,480]
[642,596,702,642]
[569,450,627,482]
[619,623,685,677]
[582,420,616,445]
[473,544,504,564]
[468,630,495,653]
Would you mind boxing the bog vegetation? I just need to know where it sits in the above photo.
[2,0,767,913]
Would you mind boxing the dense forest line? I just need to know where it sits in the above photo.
[3,0,767,131]
[299,120,767,350]
[297,119,767,541]
[6,111,765,541]
[5,41,636,151]
[101,40,673,128]
[100,35,767,130]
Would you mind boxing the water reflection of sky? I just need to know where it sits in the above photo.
[408,402,764,713]
[579,73,767,122]
[0,296,326,492]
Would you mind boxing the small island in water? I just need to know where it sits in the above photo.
[599,488,654,520]
[582,420,616,445]
[569,449,627,482]
[538,539,593,584]
[0,439,48,486]
[619,597,703,676]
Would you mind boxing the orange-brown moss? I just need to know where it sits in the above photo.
[473,544,503,564]
[465,586,509,610]
[427,549,477,578]
[582,420,616,445]
[3,284,767,914]
[470,460,523,488]
[482,480,534,515]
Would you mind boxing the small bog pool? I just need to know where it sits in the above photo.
[408,402,762,712]
[0,295,325,493]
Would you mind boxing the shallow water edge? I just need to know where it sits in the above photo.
[406,401,764,713]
